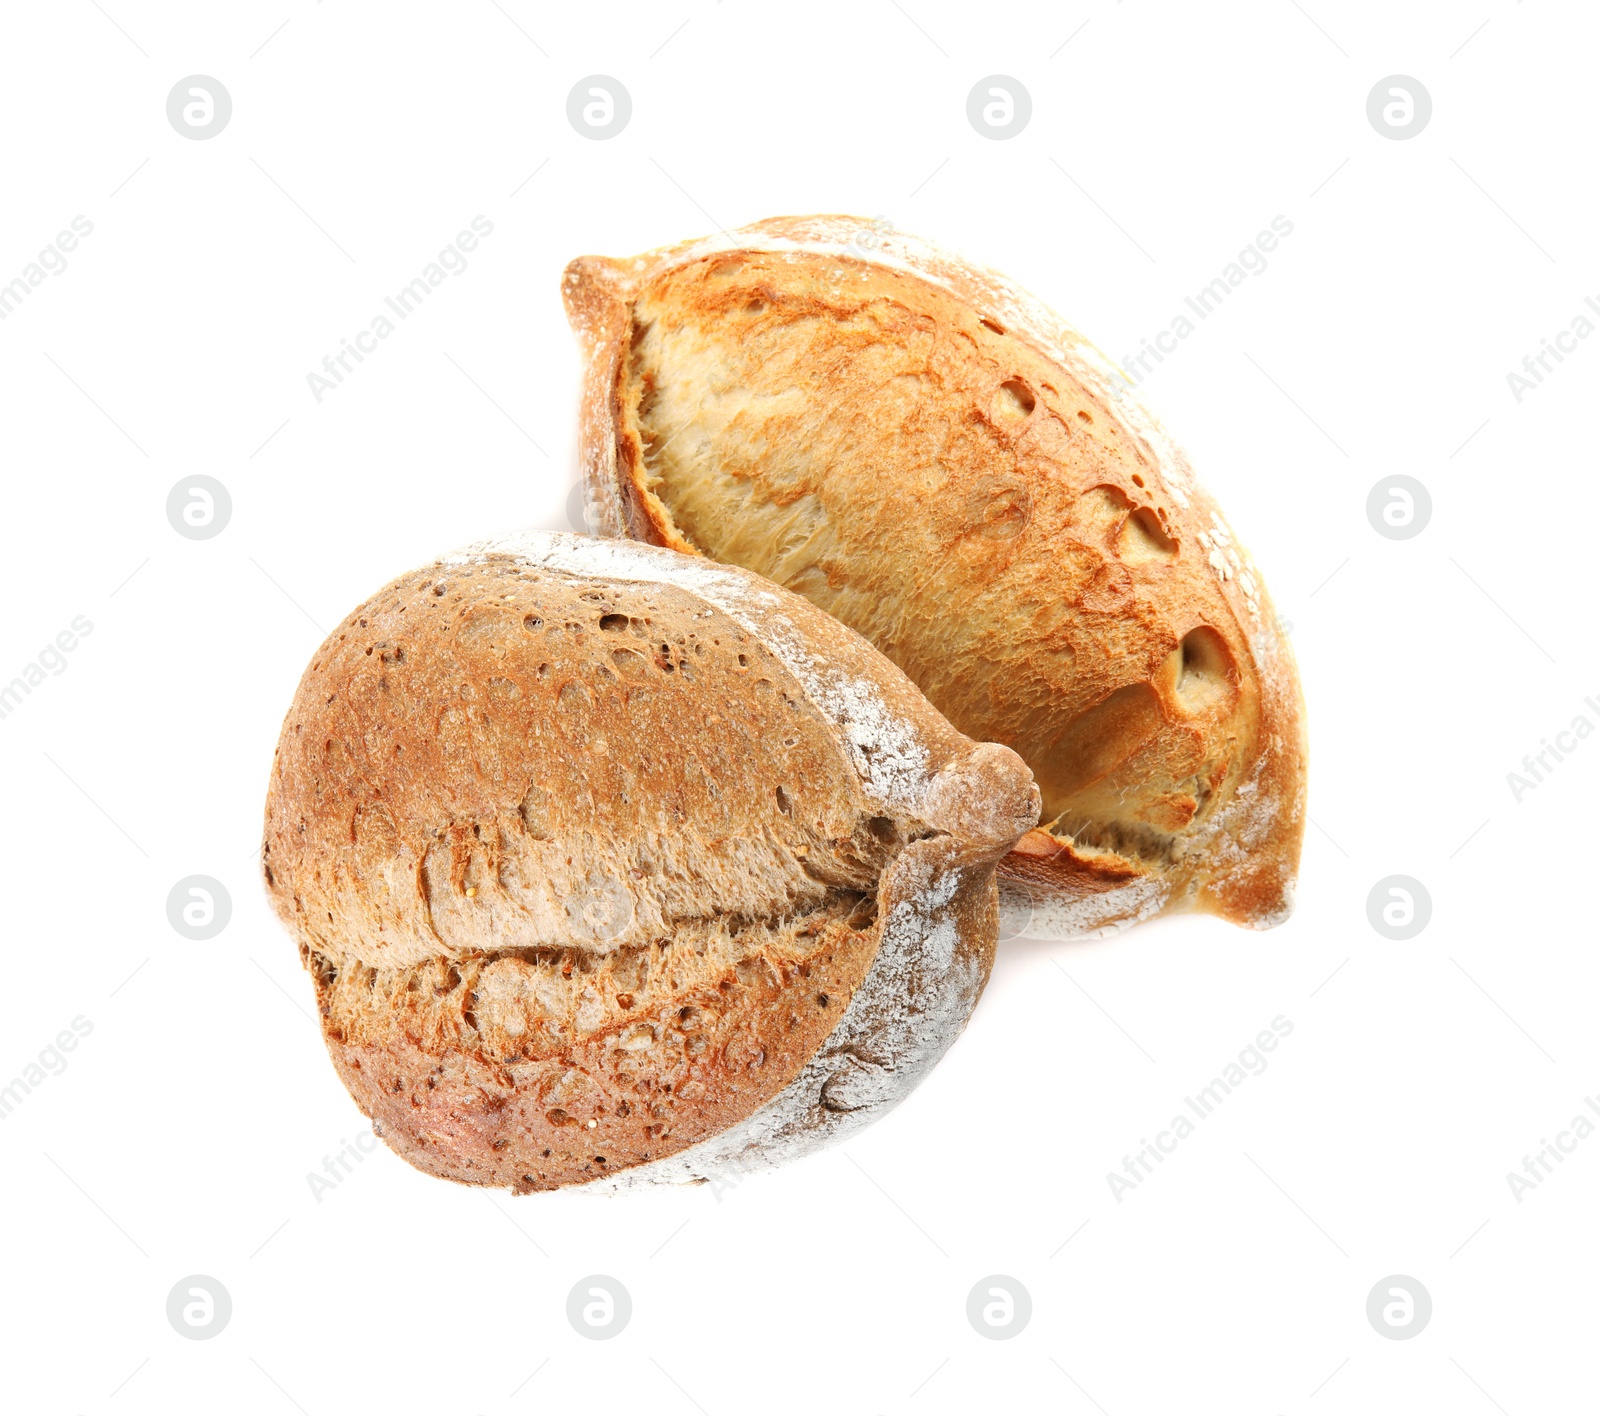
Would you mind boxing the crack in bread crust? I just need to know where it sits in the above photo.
[311,887,875,1063]
[310,890,885,1191]
[585,837,998,1192]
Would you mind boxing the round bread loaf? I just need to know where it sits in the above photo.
[262,530,1037,1192]
[562,215,1308,939]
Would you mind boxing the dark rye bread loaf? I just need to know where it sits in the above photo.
[562,215,1308,939]
[261,531,1037,1191]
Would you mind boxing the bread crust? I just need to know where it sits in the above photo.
[562,216,1307,936]
[263,531,1036,1190]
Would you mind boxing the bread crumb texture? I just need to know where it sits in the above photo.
[263,539,1033,1190]
[564,216,1308,935]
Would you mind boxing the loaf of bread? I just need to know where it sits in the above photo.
[261,530,1037,1191]
[562,216,1307,938]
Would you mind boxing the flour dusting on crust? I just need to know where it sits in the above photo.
[1000,877,1167,942]
[580,842,990,1192]
[445,530,937,817]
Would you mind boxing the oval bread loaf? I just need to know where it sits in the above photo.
[261,530,1038,1191]
[563,215,1308,939]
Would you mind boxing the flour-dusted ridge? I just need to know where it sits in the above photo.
[582,843,988,1193]
[445,529,938,820]
[1001,877,1167,942]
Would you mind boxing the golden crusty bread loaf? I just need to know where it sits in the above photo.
[562,215,1307,938]
[261,530,1037,1191]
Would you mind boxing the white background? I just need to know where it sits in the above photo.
[1,1,1595,1412]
